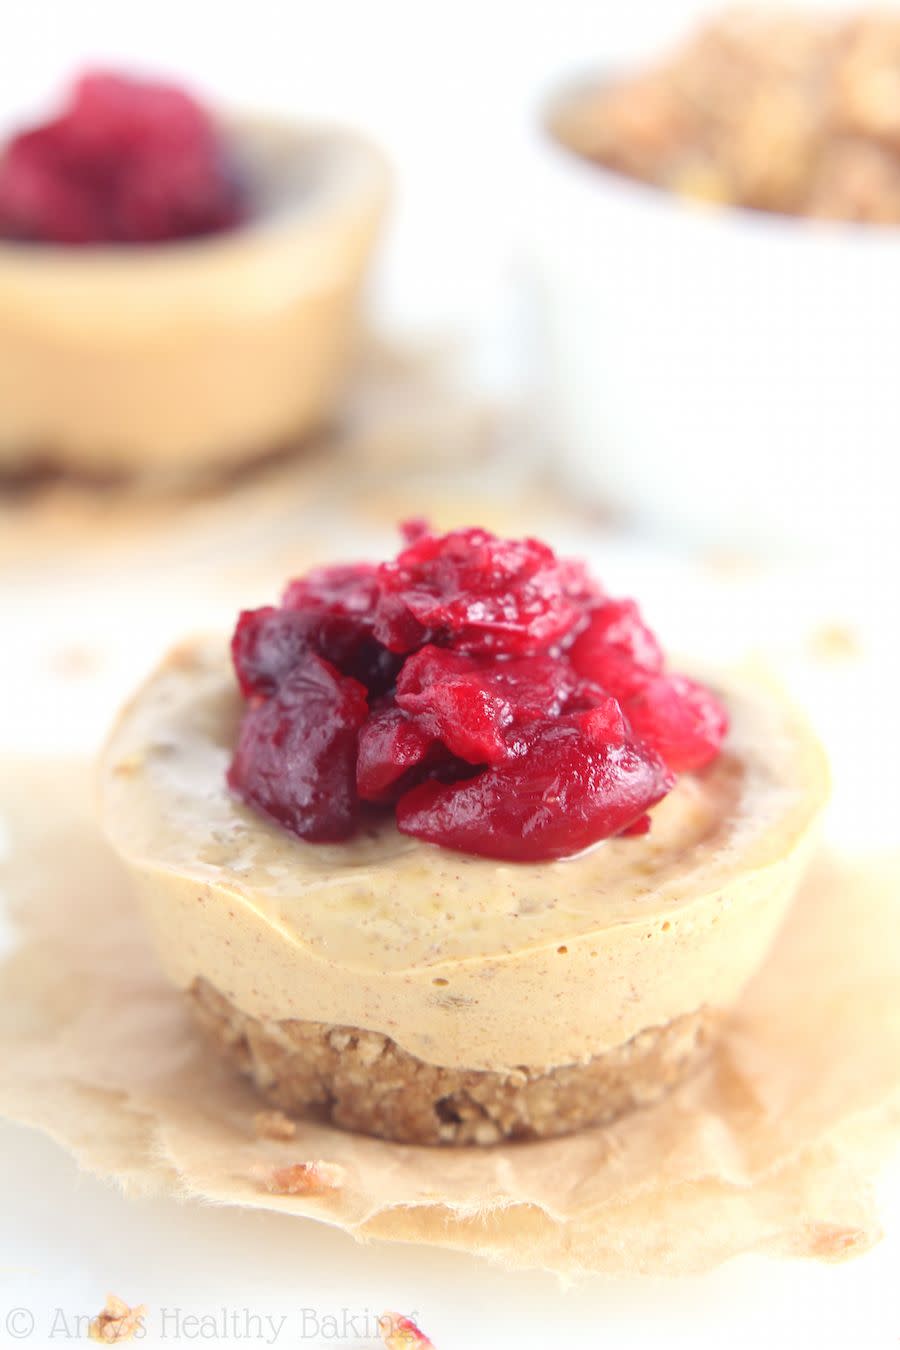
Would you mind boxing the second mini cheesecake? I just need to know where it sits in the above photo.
[0,73,387,479]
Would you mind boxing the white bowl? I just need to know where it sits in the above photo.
[527,78,900,552]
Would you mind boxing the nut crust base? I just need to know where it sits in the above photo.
[190,979,721,1145]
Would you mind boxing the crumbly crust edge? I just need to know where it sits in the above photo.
[190,977,720,1146]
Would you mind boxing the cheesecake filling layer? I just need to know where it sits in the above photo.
[100,637,827,1072]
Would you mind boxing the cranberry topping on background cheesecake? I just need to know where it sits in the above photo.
[0,70,246,245]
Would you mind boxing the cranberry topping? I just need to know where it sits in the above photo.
[232,566,400,704]
[355,705,468,805]
[356,706,439,803]
[620,672,729,773]
[282,563,381,617]
[227,652,367,842]
[395,645,579,765]
[373,527,590,656]
[231,607,313,699]
[395,712,672,862]
[227,522,729,860]
[569,600,726,771]
[281,564,402,694]
[569,598,663,695]
[0,71,246,245]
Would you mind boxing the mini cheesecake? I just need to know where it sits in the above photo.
[99,634,827,1144]
[0,117,387,479]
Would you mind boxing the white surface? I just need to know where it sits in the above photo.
[1,1,900,1345]
[528,132,900,549]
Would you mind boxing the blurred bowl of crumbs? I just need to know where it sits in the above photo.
[528,8,900,550]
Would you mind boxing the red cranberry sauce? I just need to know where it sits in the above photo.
[0,71,247,245]
[227,524,728,860]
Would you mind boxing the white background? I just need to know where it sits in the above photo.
[2,2,900,1346]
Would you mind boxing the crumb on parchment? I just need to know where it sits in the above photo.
[88,1294,147,1343]
[252,1108,297,1141]
[379,1311,437,1349]
[808,623,860,663]
[251,1160,346,1195]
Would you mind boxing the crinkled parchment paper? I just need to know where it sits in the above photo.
[1,758,898,1278]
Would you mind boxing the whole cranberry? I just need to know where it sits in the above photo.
[395,645,579,764]
[228,653,368,842]
[373,527,587,657]
[396,711,672,862]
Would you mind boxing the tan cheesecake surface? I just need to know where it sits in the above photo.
[99,636,828,1072]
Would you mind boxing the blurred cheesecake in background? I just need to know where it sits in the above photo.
[0,72,388,480]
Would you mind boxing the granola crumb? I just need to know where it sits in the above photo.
[252,1108,297,1141]
[49,643,101,679]
[808,623,859,663]
[805,1221,872,1261]
[379,1311,436,1349]
[88,1294,147,1344]
[167,640,205,671]
[252,1160,346,1196]
[112,753,144,777]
